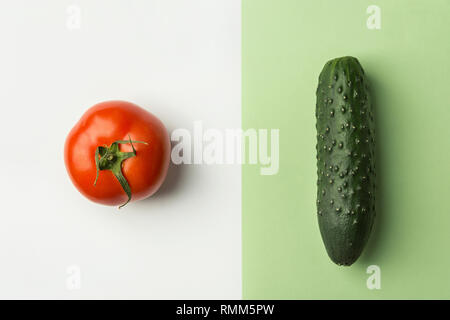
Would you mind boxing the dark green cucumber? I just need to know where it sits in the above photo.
[315,56,376,266]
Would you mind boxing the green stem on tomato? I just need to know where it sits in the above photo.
[93,135,148,209]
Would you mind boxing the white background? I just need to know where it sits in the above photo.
[0,0,241,299]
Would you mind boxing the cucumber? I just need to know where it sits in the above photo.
[315,56,376,266]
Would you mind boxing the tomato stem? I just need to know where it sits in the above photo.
[93,135,148,209]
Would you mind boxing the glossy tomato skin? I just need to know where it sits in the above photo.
[64,101,170,206]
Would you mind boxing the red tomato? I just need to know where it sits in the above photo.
[64,100,170,208]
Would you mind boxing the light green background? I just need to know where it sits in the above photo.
[242,0,450,299]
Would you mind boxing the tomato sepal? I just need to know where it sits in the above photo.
[93,136,148,209]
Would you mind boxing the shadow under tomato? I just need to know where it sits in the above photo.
[144,139,184,200]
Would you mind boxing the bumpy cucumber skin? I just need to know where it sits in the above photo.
[316,56,376,266]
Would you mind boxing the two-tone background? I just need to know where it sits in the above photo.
[1,0,449,299]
